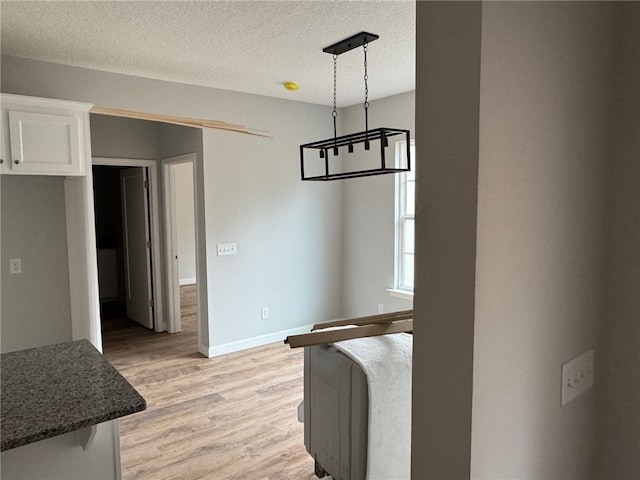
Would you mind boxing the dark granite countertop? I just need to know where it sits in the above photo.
[1,339,146,451]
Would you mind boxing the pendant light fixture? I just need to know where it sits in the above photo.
[300,32,411,181]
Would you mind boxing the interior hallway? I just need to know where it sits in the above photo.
[102,285,316,480]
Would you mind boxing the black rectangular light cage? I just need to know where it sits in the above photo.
[300,127,411,181]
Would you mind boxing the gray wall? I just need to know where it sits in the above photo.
[201,126,342,349]
[1,55,342,355]
[413,2,639,479]
[412,3,482,477]
[158,122,208,347]
[597,2,640,476]
[472,2,613,477]
[90,115,159,159]
[1,176,72,353]
[341,91,414,318]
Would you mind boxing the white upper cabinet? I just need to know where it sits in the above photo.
[0,94,92,176]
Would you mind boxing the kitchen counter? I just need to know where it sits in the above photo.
[1,339,146,451]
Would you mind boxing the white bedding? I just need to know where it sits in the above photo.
[333,333,412,480]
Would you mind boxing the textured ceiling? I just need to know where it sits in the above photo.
[0,1,415,107]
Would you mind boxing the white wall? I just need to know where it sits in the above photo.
[1,175,73,353]
[1,55,342,356]
[173,162,196,284]
[341,91,414,318]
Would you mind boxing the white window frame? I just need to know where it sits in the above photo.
[393,140,416,295]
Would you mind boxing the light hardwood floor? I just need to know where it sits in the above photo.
[102,285,317,480]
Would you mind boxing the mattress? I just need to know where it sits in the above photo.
[304,344,369,479]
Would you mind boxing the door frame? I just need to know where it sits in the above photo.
[161,153,198,334]
[92,157,165,333]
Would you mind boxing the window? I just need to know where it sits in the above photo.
[395,140,415,293]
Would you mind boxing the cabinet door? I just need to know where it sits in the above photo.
[0,109,9,173]
[8,110,83,175]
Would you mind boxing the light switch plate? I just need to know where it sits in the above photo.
[217,243,237,256]
[561,349,594,406]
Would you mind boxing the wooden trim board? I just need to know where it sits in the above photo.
[312,310,413,330]
[286,310,414,348]
[91,106,272,138]
[285,320,413,348]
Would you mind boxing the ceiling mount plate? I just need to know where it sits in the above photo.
[322,31,379,56]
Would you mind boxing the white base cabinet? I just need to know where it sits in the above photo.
[0,94,91,176]
[1,422,121,480]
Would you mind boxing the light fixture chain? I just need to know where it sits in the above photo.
[363,43,369,133]
[363,43,369,107]
[333,53,338,143]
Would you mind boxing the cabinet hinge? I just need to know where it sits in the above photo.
[146,240,151,248]
[144,180,149,189]
[149,299,154,308]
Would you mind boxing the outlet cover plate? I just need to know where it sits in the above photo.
[9,258,22,274]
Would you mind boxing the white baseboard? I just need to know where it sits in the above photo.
[204,324,315,358]
[179,277,196,286]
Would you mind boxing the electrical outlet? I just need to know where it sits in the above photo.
[378,303,384,314]
[217,243,237,256]
[561,349,594,406]
[9,258,21,274]
[261,307,269,320]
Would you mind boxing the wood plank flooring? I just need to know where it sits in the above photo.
[102,286,317,480]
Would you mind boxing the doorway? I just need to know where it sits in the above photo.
[161,153,198,334]
[92,157,165,333]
